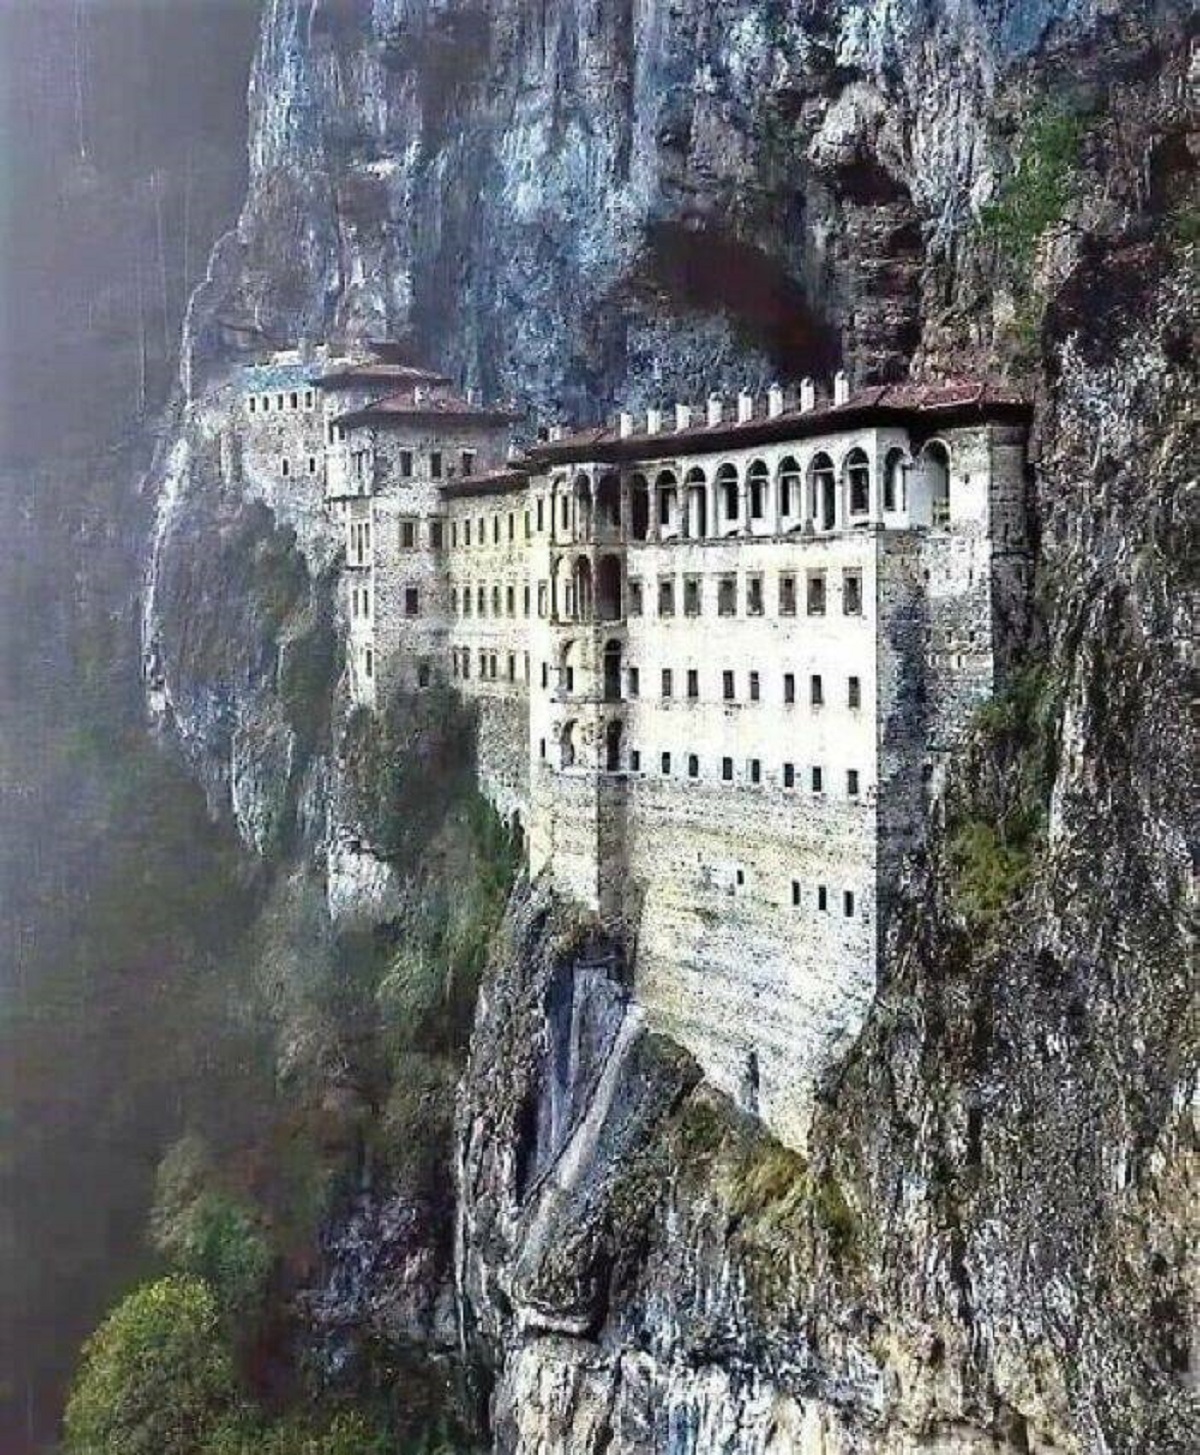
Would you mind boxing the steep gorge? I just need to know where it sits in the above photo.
[136,1,1200,1452]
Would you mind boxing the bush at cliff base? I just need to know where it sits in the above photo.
[63,1276,243,1455]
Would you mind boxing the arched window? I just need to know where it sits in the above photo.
[809,452,836,531]
[604,718,623,772]
[778,456,801,523]
[602,639,623,702]
[573,473,592,541]
[629,474,650,541]
[844,448,871,518]
[883,448,907,513]
[596,473,620,535]
[684,466,707,539]
[596,554,622,622]
[572,555,594,621]
[655,470,678,536]
[746,459,769,527]
[560,720,578,769]
[717,463,739,534]
[924,441,951,526]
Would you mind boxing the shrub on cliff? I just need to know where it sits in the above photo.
[64,1277,243,1455]
[981,103,1086,265]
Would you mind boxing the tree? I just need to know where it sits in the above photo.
[63,1277,242,1455]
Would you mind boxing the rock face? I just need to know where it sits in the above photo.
[143,0,1198,1452]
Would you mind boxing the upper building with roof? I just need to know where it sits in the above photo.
[229,348,1031,1148]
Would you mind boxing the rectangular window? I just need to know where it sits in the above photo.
[304,389,314,409]
[807,572,827,616]
[630,750,641,773]
[718,575,736,617]
[844,890,856,917]
[783,762,795,789]
[290,391,299,410]
[506,585,515,616]
[477,585,486,615]
[464,520,472,546]
[400,520,416,548]
[399,450,413,477]
[628,580,643,617]
[523,585,531,616]
[248,395,257,413]
[405,587,420,617]
[462,654,470,680]
[723,670,735,702]
[541,662,549,688]
[847,769,860,797]
[779,573,796,616]
[429,521,444,550]
[749,671,760,702]
[818,885,828,912]
[492,516,500,544]
[749,758,761,784]
[721,757,733,782]
[539,737,546,759]
[538,581,549,617]
[687,669,699,700]
[461,450,476,476]
[684,576,701,617]
[536,498,545,532]
[784,672,796,705]
[749,479,765,520]
[281,457,290,478]
[661,669,673,699]
[462,587,472,617]
[811,674,824,706]
[661,752,671,776]
[687,754,699,779]
[565,666,575,693]
[307,455,318,475]
[430,451,443,479]
[791,880,801,907]
[508,653,516,681]
[364,647,374,679]
[658,578,675,618]
[746,575,764,616]
[812,766,824,794]
[843,569,863,616]
[451,522,458,548]
[848,675,862,709]
[418,662,431,688]
[628,667,640,697]
[508,512,515,541]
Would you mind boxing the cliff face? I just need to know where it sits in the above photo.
[143,1,1198,1452]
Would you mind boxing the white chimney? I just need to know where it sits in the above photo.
[833,370,850,406]
[800,377,816,412]
[767,383,785,419]
[737,390,755,424]
[619,411,634,438]
[466,386,479,405]
[549,424,564,442]
[675,402,692,432]
[647,407,663,435]
[707,393,724,427]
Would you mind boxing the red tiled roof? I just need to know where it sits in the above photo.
[529,379,1030,466]
[335,386,520,429]
[314,362,452,389]
[442,467,530,498]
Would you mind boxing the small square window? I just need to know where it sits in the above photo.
[848,675,862,709]
[687,754,699,779]
[721,757,733,782]
[847,769,860,797]
[784,672,796,705]
[661,669,673,699]
[461,450,476,476]
[783,762,795,788]
[687,669,699,700]
[812,766,824,793]
[661,752,672,776]
[404,587,420,617]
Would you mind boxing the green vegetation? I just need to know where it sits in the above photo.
[64,1278,243,1455]
[947,663,1062,930]
[980,103,1087,266]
